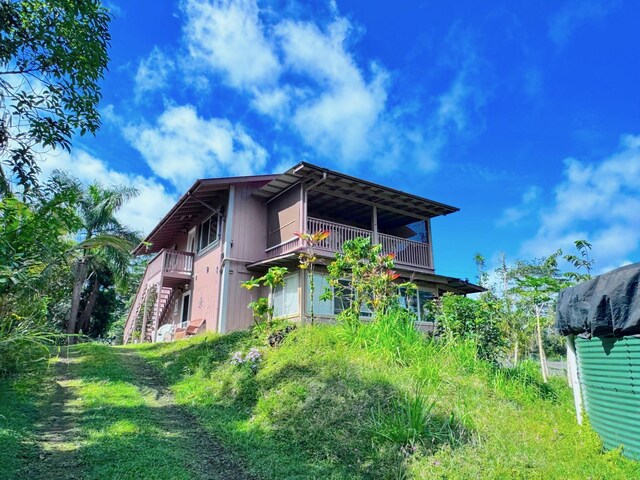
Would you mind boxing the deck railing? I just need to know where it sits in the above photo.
[379,233,432,270]
[307,217,373,252]
[265,237,303,258]
[263,217,433,270]
[146,249,194,279]
[162,249,194,275]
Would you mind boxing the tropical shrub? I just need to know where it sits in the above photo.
[294,229,330,324]
[322,236,414,321]
[432,293,503,363]
[241,266,288,325]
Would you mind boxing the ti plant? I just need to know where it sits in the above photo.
[322,236,414,322]
[241,266,288,326]
[294,229,330,324]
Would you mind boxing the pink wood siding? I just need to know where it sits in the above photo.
[223,183,270,331]
[191,244,222,332]
[225,271,256,331]
[231,183,269,263]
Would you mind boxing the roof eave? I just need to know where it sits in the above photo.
[132,174,278,256]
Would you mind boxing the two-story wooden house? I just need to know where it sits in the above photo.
[122,162,482,344]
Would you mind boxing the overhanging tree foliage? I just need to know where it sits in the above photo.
[0,171,79,375]
[0,0,111,194]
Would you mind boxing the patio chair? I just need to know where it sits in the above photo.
[156,324,174,342]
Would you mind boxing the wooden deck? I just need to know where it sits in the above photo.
[266,217,433,271]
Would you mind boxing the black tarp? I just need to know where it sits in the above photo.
[556,263,640,338]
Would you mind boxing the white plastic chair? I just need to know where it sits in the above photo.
[156,324,174,342]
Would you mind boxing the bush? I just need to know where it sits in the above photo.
[434,293,503,363]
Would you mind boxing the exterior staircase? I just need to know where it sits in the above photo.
[143,287,175,342]
[123,249,194,344]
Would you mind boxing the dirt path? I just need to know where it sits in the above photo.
[18,347,257,480]
[115,349,258,480]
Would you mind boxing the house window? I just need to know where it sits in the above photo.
[304,275,371,317]
[273,273,299,318]
[399,287,435,322]
[305,273,333,316]
[198,213,220,252]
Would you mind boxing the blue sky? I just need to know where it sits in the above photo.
[42,0,640,282]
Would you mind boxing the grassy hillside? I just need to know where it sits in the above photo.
[2,317,638,479]
[130,318,640,479]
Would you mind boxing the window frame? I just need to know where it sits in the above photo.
[197,212,221,255]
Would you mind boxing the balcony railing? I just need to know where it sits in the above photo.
[308,217,372,252]
[265,217,433,270]
[147,249,194,280]
[379,233,433,270]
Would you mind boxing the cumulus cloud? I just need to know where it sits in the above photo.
[123,104,268,190]
[519,134,640,269]
[134,47,175,99]
[169,0,483,172]
[277,19,388,163]
[182,0,280,89]
[39,150,177,235]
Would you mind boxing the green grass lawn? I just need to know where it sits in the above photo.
[0,371,49,480]
[1,321,639,479]
[0,344,254,480]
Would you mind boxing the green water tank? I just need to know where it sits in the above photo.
[575,335,640,459]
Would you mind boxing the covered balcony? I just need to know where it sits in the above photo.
[253,162,458,273]
[265,217,434,271]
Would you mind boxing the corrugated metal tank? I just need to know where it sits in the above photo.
[575,336,640,459]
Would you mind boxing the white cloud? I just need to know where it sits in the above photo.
[123,104,268,190]
[498,186,541,226]
[172,0,484,172]
[548,0,618,48]
[134,47,175,99]
[520,134,640,269]
[39,150,177,235]
[108,0,487,179]
[182,0,280,89]
[250,87,292,119]
[277,19,388,163]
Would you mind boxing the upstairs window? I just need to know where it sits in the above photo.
[198,213,220,252]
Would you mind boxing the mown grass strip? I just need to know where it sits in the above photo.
[0,371,49,480]
[67,343,254,480]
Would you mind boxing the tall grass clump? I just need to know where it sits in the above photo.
[0,315,61,377]
[341,307,425,364]
[372,382,470,450]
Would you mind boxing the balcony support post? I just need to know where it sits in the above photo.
[372,205,379,245]
[139,285,150,344]
[426,218,434,270]
[151,280,163,343]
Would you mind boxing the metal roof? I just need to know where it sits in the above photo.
[254,162,459,220]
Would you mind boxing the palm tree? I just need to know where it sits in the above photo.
[67,183,139,341]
